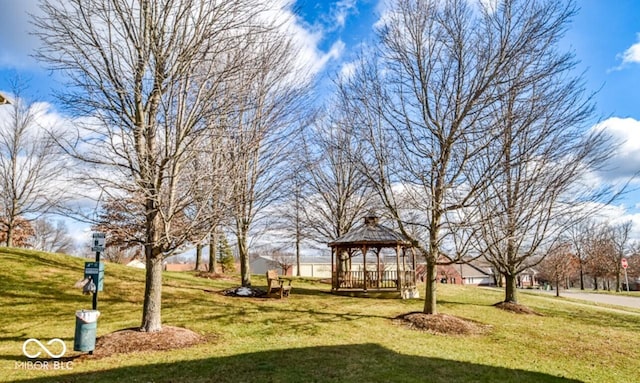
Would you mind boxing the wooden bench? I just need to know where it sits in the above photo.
[266,269,292,298]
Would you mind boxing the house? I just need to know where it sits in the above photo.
[251,255,289,275]
[459,262,495,285]
[126,259,146,269]
[518,267,539,288]
[250,255,334,278]
[430,259,495,286]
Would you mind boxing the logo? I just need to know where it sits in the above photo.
[22,338,67,359]
[16,338,73,370]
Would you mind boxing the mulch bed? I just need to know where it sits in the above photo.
[394,312,491,335]
[493,301,542,315]
[220,286,268,297]
[86,326,208,359]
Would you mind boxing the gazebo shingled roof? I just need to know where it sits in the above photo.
[327,215,418,297]
[328,215,411,248]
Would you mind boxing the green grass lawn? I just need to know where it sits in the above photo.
[1,248,639,383]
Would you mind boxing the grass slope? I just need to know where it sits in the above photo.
[1,248,639,382]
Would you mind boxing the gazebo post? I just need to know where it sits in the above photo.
[411,247,417,286]
[376,247,381,289]
[349,254,353,280]
[402,246,407,282]
[395,244,402,292]
[331,247,336,291]
[362,245,368,292]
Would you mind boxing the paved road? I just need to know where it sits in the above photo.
[527,289,640,309]
[556,290,640,309]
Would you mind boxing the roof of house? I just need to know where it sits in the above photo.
[437,257,494,278]
[459,263,493,278]
[328,215,411,247]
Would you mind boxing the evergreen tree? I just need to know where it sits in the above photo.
[218,236,235,273]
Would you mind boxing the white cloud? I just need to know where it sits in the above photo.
[0,0,43,68]
[619,34,640,65]
[1,0,342,79]
[609,33,640,72]
[331,0,358,30]
[263,1,346,77]
[339,61,357,79]
[584,202,640,243]
[591,117,640,182]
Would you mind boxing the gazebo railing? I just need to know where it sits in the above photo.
[335,270,416,290]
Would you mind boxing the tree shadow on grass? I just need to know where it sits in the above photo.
[11,343,582,383]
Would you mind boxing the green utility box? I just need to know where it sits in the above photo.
[84,262,104,292]
[73,310,100,352]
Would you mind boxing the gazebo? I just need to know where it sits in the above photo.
[328,215,419,298]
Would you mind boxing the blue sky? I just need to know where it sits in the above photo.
[1,0,640,242]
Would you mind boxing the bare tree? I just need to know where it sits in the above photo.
[30,217,76,254]
[0,83,65,247]
[199,122,235,274]
[34,0,272,331]
[272,165,308,276]
[470,0,615,304]
[272,107,375,269]
[184,137,232,272]
[583,223,616,290]
[339,0,562,314]
[537,243,579,296]
[607,221,633,292]
[565,220,596,290]
[299,110,377,247]
[225,32,311,287]
[338,0,613,312]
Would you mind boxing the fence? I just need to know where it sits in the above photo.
[335,270,416,290]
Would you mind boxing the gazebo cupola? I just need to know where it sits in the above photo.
[328,214,418,298]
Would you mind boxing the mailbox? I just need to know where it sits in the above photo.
[84,262,104,292]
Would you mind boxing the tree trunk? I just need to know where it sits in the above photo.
[422,260,437,314]
[5,218,14,247]
[555,277,560,297]
[195,243,202,271]
[238,228,251,287]
[579,262,585,290]
[208,231,218,274]
[504,274,518,303]
[615,270,621,292]
[141,251,163,332]
[141,199,162,332]
[295,229,301,277]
